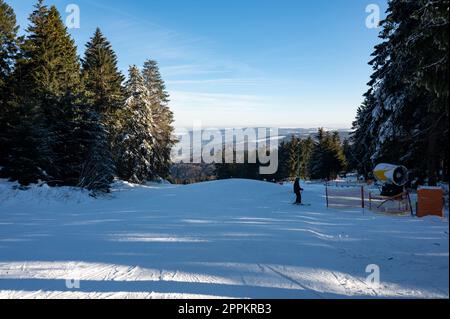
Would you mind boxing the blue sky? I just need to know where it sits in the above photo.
[11,0,387,128]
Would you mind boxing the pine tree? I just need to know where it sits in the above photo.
[114,66,154,184]
[266,135,315,181]
[352,0,449,185]
[74,97,115,193]
[342,138,355,172]
[0,0,17,89]
[308,128,346,180]
[0,0,19,169]
[275,139,292,180]
[13,0,53,183]
[16,2,80,97]
[350,95,376,178]
[81,28,124,116]
[308,128,326,179]
[299,137,314,179]
[287,136,301,178]
[80,28,124,189]
[24,3,81,184]
[4,1,114,191]
[269,137,295,181]
[142,60,176,178]
[328,131,347,178]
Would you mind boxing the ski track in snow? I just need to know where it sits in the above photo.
[0,179,448,299]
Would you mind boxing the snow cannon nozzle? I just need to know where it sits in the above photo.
[373,163,408,186]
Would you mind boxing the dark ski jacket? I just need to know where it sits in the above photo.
[294,180,304,194]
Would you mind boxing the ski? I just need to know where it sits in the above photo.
[292,203,311,206]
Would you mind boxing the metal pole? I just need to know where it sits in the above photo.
[407,191,414,216]
[361,186,365,209]
[297,140,302,178]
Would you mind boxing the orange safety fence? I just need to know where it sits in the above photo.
[325,184,365,209]
[368,192,412,215]
[324,183,446,217]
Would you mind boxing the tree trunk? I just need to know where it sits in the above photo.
[426,132,438,186]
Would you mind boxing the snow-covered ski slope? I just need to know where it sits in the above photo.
[0,179,448,299]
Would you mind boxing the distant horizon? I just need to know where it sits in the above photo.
[174,126,353,131]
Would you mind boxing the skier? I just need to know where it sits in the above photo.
[293,178,304,205]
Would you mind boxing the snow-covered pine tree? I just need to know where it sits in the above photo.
[80,28,125,189]
[41,10,116,192]
[350,94,377,178]
[142,60,176,178]
[75,98,116,193]
[409,0,449,184]
[352,0,449,185]
[114,66,155,184]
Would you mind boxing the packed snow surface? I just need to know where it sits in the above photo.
[0,179,448,299]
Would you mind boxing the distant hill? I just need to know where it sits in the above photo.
[173,128,352,161]
[170,128,352,183]
[278,128,352,142]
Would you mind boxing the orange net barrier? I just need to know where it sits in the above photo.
[325,184,365,209]
[417,188,444,218]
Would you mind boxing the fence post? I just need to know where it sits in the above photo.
[361,186,365,209]
[407,191,414,216]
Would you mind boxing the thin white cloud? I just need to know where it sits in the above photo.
[82,0,211,62]
[167,78,265,86]
[161,64,231,77]
[169,91,265,112]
